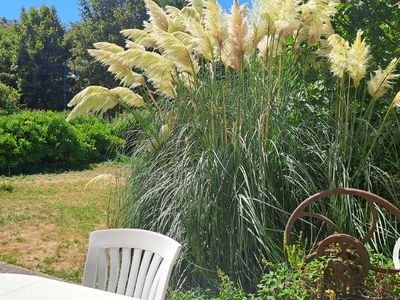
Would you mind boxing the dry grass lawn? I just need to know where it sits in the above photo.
[0,163,125,282]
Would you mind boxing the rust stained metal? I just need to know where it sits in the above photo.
[284,188,400,295]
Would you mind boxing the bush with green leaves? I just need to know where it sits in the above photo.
[70,115,125,162]
[169,269,248,300]
[169,253,400,299]
[0,111,123,173]
[0,83,20,115]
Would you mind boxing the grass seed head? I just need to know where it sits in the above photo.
[390,91,400,109]
[368,58,400,100]
[347,30,370,87]
[327,34,349,79]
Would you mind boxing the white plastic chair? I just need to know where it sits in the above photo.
[393,237,400,270]
[82,229,181,300]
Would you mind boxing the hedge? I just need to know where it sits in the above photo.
[0,111,124,173]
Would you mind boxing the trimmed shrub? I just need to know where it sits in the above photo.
[70,115,124,161]
[0,111,124,173]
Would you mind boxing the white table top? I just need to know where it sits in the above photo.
[0,273,138,300]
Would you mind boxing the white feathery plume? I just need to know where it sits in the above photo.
[88,48,145,89]
[165,5,181,18]
[151,27,198,75]
[93,42,124,53]
[180,7,201,21]
[220,41,231,69]
[87,49,116,66]
[143,21,158,34]
[107,62,146,89]
[144,0,169,31]
[347,30,370,87]
[110,87,146,108]
[67,86,145,121]
[249,0,273,45]
[188,0,205,17]
[227,0,250,71]
[125,41,145,50]
[368,58,400,100]
[84,174,115,189]
[165,6,186,32]
[186,17,215,63]
[299,0,339,45]
[116,49,176,98]
[390,91,400,109]
[172,31,193,46]
[120,28,156,48]
[202,0,227,57]
[67,86,118,121]
[327,34,349,79]
[253,0,301,40]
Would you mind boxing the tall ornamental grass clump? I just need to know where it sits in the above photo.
[67,0,400,289]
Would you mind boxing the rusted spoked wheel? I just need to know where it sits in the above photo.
[284,188,400,275]
[316,233,371,288]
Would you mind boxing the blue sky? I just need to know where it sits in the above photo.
[1,1,80,24]
[1,0,244,25]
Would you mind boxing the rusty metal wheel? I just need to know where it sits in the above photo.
[284,188,400,275]
[316,233,371,288]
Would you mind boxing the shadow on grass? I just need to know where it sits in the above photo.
[0,163,93,177]
[0,155,129,177]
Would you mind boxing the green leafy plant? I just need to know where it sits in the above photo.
[0,182,16,193]
[0,111,123,174]
[0,83,20,115]
[168,269,249,300]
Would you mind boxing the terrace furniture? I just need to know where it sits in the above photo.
[394,237,400,269]
[83,229,181,300]
[0,273,134,299]
[284,188,400,295]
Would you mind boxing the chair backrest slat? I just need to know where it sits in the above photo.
[148,270,161,300]
[107,247,121,293]
[141,254,162,300]
[133,250,153,298]
[116,247,132,294]
[82,247,98,288]
[125,248,142,297]
[83,229,181,300]
[97,248,108,290]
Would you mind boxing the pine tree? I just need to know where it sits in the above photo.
[14,6,68,110]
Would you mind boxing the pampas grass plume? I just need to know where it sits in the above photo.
[368,58,400,100]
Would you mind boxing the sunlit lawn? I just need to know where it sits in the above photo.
[0,163,123,283]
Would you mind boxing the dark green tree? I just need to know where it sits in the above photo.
[0,19,17,88]
[157,0,187,9]
[66,0,148,94]
[14,6,68,110]
[334,0,400,67]
[0,17,9,28]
